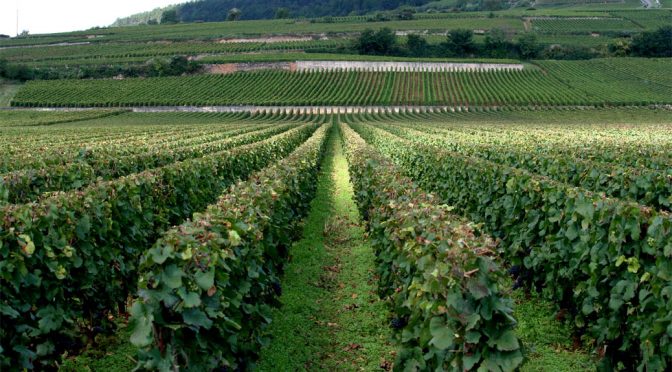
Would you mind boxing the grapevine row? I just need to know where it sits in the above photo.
[11,68,623,108]
[372,121,672,211]
[0,124,296,205]
[340,121,523,371]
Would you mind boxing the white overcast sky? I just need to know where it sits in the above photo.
[0,0,178,36]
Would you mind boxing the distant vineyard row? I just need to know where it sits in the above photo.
[11,58,672,107]
[530,17,641,34]
[0,40,348,64]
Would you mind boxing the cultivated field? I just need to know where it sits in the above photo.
[11,58,672,107]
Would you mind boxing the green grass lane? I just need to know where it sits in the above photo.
[58,320,135,372]
[514,289,596,372]
[258,126,395,371]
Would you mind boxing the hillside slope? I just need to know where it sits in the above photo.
[134,0,431,23]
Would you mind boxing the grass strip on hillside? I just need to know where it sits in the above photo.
[514,289,595,372]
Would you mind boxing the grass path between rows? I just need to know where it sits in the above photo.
[515,289,595,371]
[258,128,395,371]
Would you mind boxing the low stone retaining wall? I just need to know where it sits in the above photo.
[295,61,524,72]
[5,105,669,114]
[204,60,524,74]
[130,105,509,114]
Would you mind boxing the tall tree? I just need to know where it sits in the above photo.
[160,9,178,24]
[484,28,512,58]
[406,34,428,57]
[274,7,290,19]
[630,26,672,57]
[517,33,541,60]
[227,8,242,21]
[355,28,398,55]
[443,29,475,57]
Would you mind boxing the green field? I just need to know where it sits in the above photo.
[529,17,642,34]
[611,9,672,29]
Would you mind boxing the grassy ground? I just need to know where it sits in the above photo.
[257,128,395,371]
[58,320,135,372]
[0,79,21,107]
[514,289,596,372]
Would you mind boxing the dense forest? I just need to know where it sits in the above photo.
[175,0,431,21]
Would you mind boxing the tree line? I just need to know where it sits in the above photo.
[173,0,429,22]
[0,56,200,81]
[349,26,672,60]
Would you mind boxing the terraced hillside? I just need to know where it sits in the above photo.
[0,6,668,74]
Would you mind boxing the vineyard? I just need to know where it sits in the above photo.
[529,17,642,34]
[536,58,672,105]
[0,110,326,369]
[4,7,666,50]
[610,9,672,30]
[342,110,672,371]
[1,0,671,368]
[0,16,523,48]
[0,107,670,371]
[10,58,672,107]
[0,40,349,66]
